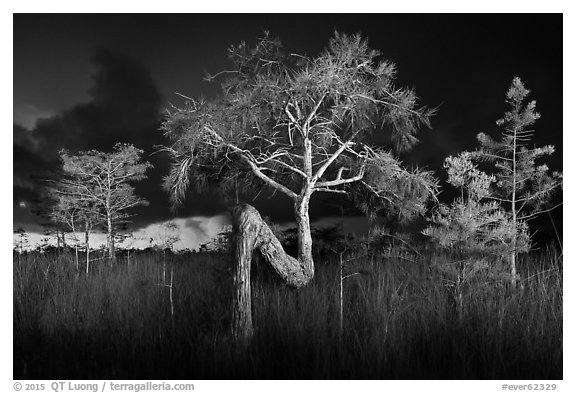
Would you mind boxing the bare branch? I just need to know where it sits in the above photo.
[312,130,361,184]
[285,103,303,136]
[203,126,298,200]
[316,164,366,188]
[519,202,563,221]
[314,187,347,194]
[303,93,327,132]
[268,158,308,178]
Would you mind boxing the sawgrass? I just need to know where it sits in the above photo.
[13,245,562,379]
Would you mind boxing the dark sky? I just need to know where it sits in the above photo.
[13,14,563,240]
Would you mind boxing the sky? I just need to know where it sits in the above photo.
[12,13,564,248]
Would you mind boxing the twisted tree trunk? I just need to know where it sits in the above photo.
[231,203,314,342]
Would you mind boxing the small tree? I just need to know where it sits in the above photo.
[59,143,152,263]
[423,152,529,320]
[51,189,83,269]
[51,192,80,269]
[14,227,29,254]
[155,221,181,282]
[161,32,438,340]
[472,78,562,288]
[156,221,180,252]
[30,193,68,249]
[50,180,100,273]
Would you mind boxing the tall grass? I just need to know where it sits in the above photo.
[13,246,562,379]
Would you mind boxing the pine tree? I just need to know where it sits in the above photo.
[473,78,562,288]
[423,152,528,319]
[161,32,438,340]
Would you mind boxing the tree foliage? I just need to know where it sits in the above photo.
[472,78,562,287]
[50,182,99,234]
[422,152,527,319]
[423,152,528,259]
[59,144,151,223]
[473,77,562,222]
[54,143,152,261]
[161,32,438,217]
[424,78,562,289]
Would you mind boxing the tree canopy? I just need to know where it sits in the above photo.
[424,78,562,289]
[473,78,562,221]
[161,32,438,219]
[55,143,152,261]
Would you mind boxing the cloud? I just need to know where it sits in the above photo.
[13,50,168,230]
[13,124,56,218]
[27,50,164,156]
[14,214,232,252]
[13,50,164,163]
[124,215,231,251]
[13,104,54,130]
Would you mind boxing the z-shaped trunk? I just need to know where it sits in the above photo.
[231,202,314,342]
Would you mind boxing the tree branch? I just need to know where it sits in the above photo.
[316,164,366,188]
[285,103,303,136]
[202,126,298,200]
[268,158,308,178]
[314,187,347,194]
[352,93,422,118]
[311,130,361,184]
[303,93,327,133]
[519,202,563,221]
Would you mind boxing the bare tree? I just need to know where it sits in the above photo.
[51,190,82,270]
[58,143,152,263]
[154,221,180,281]
[50,175,101,273]
[161,32,438,340]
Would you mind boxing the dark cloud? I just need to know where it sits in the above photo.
[12,49,239,233]
[13,51,168,228]
[13,124,54,204]
[13,104,54,131]
[29,50,164,155]
[13,125,47,185]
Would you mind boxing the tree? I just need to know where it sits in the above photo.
[51,189,82,270]
[154,221,181,282]
[30,190,68,250]
[472,78,562,288]
[14,227,29,254]
[50,183,100,273]
[58,143,152,263]
[161,32,438,340]
[423,152,529,320]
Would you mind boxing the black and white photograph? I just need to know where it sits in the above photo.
[10,7,566,384]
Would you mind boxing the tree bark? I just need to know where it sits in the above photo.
[231,203,314,342]
[70,221,78,271]
[510,252,517,289]
[107,214,116,263]
[295,196,315,281]
[85,223,90,275]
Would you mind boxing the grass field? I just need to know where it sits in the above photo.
[13,245,562,379]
